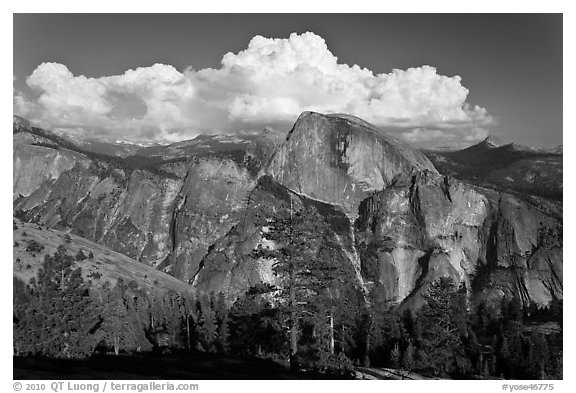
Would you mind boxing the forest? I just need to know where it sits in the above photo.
[13,206,563,379]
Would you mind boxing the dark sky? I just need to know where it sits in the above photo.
[13,14,563,146]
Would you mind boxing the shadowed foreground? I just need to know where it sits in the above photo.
[13,352,349,380]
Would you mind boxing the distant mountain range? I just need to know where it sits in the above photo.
[13,113,562,310]
[423,136,562,201]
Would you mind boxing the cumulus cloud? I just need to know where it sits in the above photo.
[19,63,198,140]
[15,32,493,144]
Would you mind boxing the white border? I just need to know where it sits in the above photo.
[2,2,573,391]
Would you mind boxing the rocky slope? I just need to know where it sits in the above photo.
[193,114,562,307]
[192,167,562,307]
[13,113,562,309]
[354,171,562,308]
[424,136,563,201]
[267,112,437,218]
[13,115,89,198]
[13,117,283,282]
[192,175,365,300]
[13,219,192,295]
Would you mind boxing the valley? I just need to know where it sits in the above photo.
[424,136,563,201]
[13,112,563,379]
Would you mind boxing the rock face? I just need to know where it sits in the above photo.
[13,112,562,309]
[164,158,257,281]
[193,176,365,300]
[424,137,563,201]
[15,158,183,267]
[193,170,562,307]
[354,171,562,308]
[192,114,561,307]
[267,112,437,217]
[13,219,193,295]
[13,116,88,199]
[13,118,282,281]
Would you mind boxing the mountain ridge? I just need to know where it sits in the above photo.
[266,111,437,218]
[13,113,563,310]
[424,136,563,201]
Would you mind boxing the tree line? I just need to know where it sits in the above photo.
[13,205,562,379]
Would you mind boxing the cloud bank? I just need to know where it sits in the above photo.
[14,32,493,145]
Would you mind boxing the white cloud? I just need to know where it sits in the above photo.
[28,62,111,116]
[400,126,490,148]
[402,128,449,143]
[13,89,37,118]
[15,32,493,144]
[19,62,198,140]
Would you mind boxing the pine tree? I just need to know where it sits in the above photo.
[100,288,129,355]
[529,331,550,379]
[75,249,87,261]
[506,330,526,378]
[370,300,405,366]
[402,340,416,370]
[96,280,148,355]
[213,292,228,323]
[390,343,401,368]
[311,234,360,356]
[252,204,328,362]
[130,291,154,352]
[498,335,510,374]
[216,312,230,354]
[197,295,217,352]
[213,292,230,353]
[417,277,468,377]
[229,284,286,356]
[13,248,99,358]
[502,297,524,325]
[252,203,360,367]
[13,277,31,356]
[180,293,198,351]
[160,292,183,348]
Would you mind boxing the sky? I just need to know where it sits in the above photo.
[13,14,563,147]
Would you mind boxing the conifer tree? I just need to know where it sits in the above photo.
[529,331,550,379]
[96,279,147,355]
[402,340,416,371]
[75,249,87,261]
[213,292,230,353]
[417,277,467,377]
[13,248,99,358]
[390,342,401,368]
[197,294,217,352]
[180,293,198,351]
[216,312,230,354]
[252,203,338,364]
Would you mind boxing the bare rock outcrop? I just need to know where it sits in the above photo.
[13,113,562,309]
[267,112,437,218]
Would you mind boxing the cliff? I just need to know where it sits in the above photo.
[266,112,437,218]
[354,171,562,308]
[192,114,561,307]
[13,113,562,309]
[13,118,282,281]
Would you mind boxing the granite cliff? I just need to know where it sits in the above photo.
[13,116,283,282]
[194,114,562,307]
[354,171,562,308]
[13,112,562,308]
[267,112,437,218]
